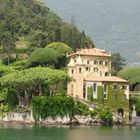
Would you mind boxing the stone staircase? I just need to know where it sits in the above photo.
[75,97,124,123]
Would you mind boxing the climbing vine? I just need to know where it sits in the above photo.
[32,96,75,122]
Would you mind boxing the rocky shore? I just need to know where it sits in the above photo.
[0,112,103,126]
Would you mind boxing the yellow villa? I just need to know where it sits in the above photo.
[67,48,129,119]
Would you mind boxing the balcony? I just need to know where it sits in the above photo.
[130,91,140,96]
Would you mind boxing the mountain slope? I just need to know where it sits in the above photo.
[44,0,140,65]
[0,0,94,52]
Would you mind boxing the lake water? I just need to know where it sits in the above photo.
[0,125,140,140]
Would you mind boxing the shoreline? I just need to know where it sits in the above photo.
[0,120,134,127]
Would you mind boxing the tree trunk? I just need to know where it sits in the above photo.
[17,93,22,106]
[54,81,59,95]
[39,84,42,96]
[24,89,28,106]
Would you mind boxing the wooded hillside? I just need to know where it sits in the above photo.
[0,0,95,51]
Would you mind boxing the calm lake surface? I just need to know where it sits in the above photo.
[0,125,140,140]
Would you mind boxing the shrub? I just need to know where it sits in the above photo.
[75,101,89,115]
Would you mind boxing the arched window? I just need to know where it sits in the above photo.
[71,69,74,74]
[79,67,82,73]
[114,85,118,90]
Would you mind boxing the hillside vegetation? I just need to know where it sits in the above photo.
[0,0,94,52]
[118,67,140,90]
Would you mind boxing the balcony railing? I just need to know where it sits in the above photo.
[130,91,140,96]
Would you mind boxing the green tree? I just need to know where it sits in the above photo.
[27,48,59,68]
[111,53,126,75]
[46,42,73,68]
[0,32,16,65]
[0,0,95,55]
[28,31,50,51]
[130,97,140,116]
[0,67,69,106]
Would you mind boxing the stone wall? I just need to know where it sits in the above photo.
[132,117,140,125]
[0,112,70,125]
[0,112,32,123]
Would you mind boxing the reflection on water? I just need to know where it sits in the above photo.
[0,125,140,140]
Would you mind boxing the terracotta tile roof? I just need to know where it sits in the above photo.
[68,48,111,57]
[84,76,129,83]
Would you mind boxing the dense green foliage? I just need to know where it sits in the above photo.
[98,108,113,124]
[46,42,73,54]
[97,86,104,104]
[0,104,9,117]
[87,83,129,120]
[118,67,140,86]
[118,67,140,92]
[27,42,73,68]
[0,31,16,65]
[32,96,113,124]
[0,66,69,106]
[104,83,129,112]
[129,97,140,116]
[28,31,50,51]
[111,53,126,75]
[87,87,93,101]
[0,0,95,53]
[75,101,89,115]
[10,59,28,68]
[32,96,75,122]
[27,48,59,67]
[0,88,8,101]
[0,65,18,77]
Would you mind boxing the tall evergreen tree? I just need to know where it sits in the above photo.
[0,32,15,65]
[111,53,126,75]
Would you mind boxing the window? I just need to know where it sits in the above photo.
[86,67,89,71]
[83,85,86,98]
[94,61,98,65]
[93,83,96,92]
[114,94,118,101]
[71,69,74,74]
[104,94,107,99]
[79,67,82,73]
[104,84,107,92]
[104,84,107,99]
[87,60,90,64]
[105,61,108,66]
[71,85,73,96]
[93,67,98,72]
[122,86,127,90]
[99,61,103,65]
[123,94,127,100]
[86,67,90,71]
[114,85,118,90]
[105,72,109,76]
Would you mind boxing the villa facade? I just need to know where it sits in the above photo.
[67,48,129,119]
